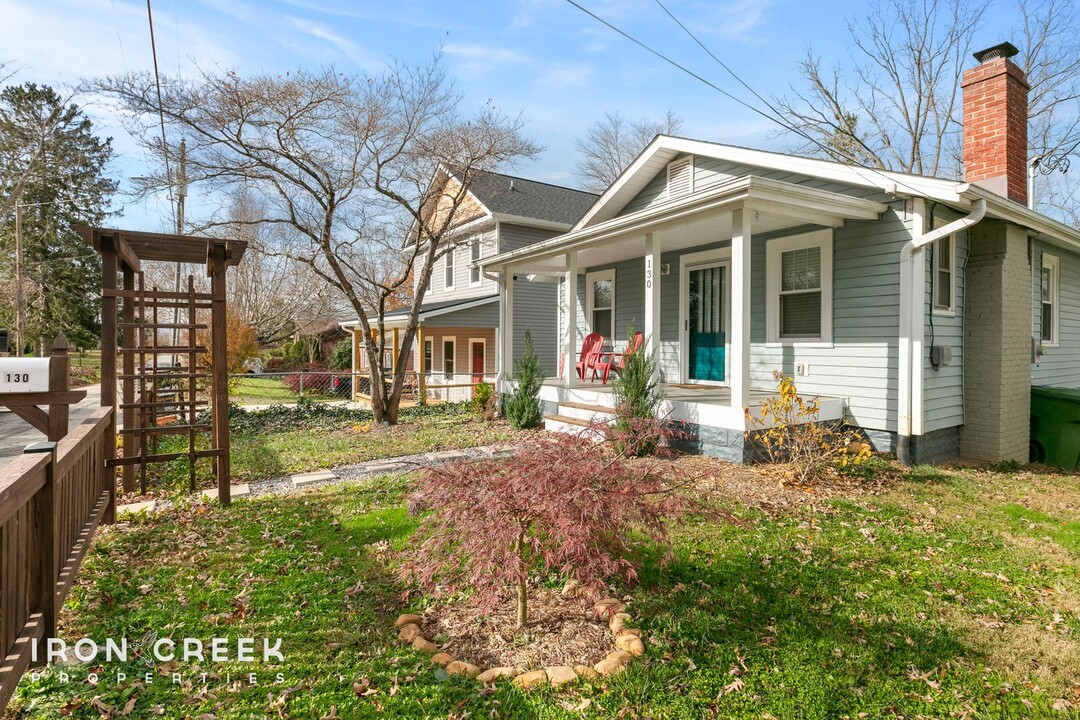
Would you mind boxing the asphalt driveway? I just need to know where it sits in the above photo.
[0,384,103,468]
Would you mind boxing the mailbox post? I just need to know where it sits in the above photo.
[0,335,86,441]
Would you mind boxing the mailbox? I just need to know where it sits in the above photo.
[0,357,51,393]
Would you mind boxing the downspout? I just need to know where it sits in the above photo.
[897,197,986,465]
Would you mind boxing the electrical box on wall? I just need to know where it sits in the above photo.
[930,344,952,367]
[794,362,810,376]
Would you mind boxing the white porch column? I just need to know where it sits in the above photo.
[563,250,578,388]
[502,269,515,384]
[644,232,661,376]
[730,209,752,409]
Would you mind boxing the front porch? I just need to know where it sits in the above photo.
[539,379,846,461]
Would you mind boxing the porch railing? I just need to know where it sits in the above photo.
[0,406,115,711]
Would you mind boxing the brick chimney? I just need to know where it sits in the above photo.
[961,42,1029,204]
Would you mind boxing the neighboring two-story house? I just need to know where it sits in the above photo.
[343,169,597,400]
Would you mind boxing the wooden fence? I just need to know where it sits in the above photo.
[0,406,115,711]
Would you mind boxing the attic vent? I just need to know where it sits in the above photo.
[667,156,693,200]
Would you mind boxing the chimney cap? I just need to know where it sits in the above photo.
[973,42,1019,63]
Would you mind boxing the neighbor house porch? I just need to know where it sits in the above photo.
[484,173,887,459]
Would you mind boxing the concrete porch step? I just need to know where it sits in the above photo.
[543,413,607,440]
[557,401,617,423]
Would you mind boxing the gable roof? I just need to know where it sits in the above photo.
[467,171,598,227]
[569,135,1080,251]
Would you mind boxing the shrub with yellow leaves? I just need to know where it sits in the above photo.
[745,370,871,485]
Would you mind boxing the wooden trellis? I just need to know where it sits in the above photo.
[75,226,247,505]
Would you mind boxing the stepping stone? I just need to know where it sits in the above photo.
[201,484,250,501]
[291,470,337,487]
[117,500,157,515]
[364,462,407,474]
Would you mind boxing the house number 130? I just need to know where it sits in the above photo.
[645,257,653,290]
[4,373,30,383]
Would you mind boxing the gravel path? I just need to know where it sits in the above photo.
[116,441,521,514]
[246,442,520,497]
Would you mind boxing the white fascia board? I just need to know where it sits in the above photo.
[966,186,1080,252]
[483,175,886,270]
[573,135,966,230]
[489,213,572,232]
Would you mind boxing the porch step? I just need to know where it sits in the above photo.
[557,401,617,423]
[543,414,607,440]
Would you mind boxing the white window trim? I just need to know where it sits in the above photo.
[469,235,483,287]
[423,338,433,378]
[585,269,616,338]
[442,338,456,379]
[932,234,956,316]
[1042,253,1060,347]
[444,247,456,292]
[765,229,833,344]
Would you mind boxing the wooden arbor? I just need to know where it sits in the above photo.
[75,226,247,505]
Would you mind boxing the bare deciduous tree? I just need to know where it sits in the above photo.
[775,0,984,177]
[94,58,540,424]
[776,0,1080,217]
[575,109,682,192]
[225,188,341,345]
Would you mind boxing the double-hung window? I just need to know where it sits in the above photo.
[585,269,615,339]
[444,247,455,291]
[766,230,833,343]
[1042,253,1059,346]
[443,339,455,379]
[933,235,955,313]
[470,236,482,285]
[423,339,433,377]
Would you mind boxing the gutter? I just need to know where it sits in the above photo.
[897,198,986,466]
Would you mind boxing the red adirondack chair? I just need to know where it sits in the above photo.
[574,332,604,380]
[594,331,644,384]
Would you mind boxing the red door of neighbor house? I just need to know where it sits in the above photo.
[471,342,484,384]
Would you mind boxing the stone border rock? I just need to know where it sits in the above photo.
[392,588,646,691]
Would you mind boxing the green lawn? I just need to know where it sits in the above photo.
[10,461,1078,718]
[131,403,518,499]
[228,375,339,404]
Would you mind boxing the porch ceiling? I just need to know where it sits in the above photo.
[486,176,887,273]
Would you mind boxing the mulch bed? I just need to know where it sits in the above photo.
[425,585,614,670]
[661,453,899,516]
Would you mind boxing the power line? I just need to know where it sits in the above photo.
[562,0,926,197]
[146,0,176,220]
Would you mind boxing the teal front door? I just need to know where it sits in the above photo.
[687,263,727,382]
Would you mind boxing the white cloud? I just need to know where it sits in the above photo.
[288,16,376,69]
[443,44,527,65]
[535,62,593,89]
[694,0,776,41]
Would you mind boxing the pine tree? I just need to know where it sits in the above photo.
[0,83,116,351]
[504,328,544,430]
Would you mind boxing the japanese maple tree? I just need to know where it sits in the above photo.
[399,434,686,628]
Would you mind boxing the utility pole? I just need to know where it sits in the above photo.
[14,200,23,357]
[173,137,187,347]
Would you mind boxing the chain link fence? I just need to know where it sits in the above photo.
[228,370,494,407]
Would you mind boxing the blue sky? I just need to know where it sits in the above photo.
[3,0,1025,231]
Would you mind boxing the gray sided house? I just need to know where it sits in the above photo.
[482,44,1079,464]
[343,170,597,401]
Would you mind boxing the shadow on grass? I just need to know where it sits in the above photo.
[562,506,1060,719]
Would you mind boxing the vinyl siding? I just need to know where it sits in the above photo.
[563,203,912,433]
[498,223,563,253]
[620,154,888,217]
[428,226,498,301]
[513,277,560,372]
[1031,241,1080,386]
[922,207,969,433]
